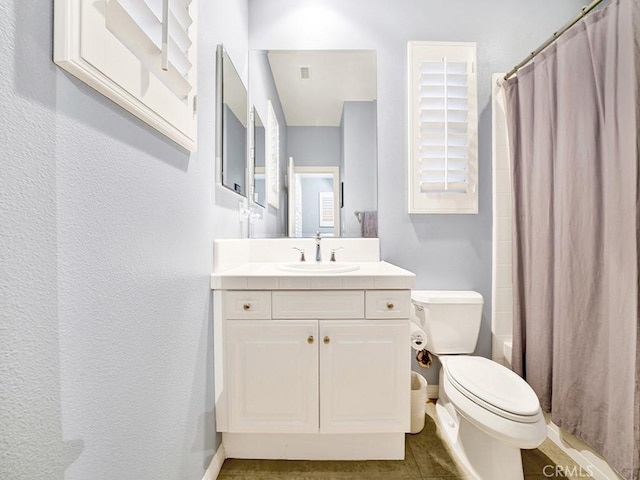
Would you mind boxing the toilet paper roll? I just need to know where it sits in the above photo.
[410,322,427,351]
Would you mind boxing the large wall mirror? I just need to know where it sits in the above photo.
[249,50,378,238]
[216,45,248,197]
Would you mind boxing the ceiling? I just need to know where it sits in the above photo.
[267,50,377,127]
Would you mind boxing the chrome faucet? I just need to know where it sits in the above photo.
[315,231,322,262]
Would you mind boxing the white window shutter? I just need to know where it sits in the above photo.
[105,0,195,100]
[54,0,198,150]
[266,101,280,209]
[408,42,478,214]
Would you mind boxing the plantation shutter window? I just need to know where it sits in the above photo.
[54,0,198,150]
[408,42,478,214]
[105,0,195,100]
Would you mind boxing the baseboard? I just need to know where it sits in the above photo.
[202,443,226,480]
[545,416,623,480]
[222,432,405,460]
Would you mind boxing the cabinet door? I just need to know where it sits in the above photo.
[227,320,318,433]
[319,320,410,433]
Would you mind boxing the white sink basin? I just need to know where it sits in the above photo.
[277,263,360,274]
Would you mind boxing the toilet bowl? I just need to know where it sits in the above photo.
[411,291,546,480]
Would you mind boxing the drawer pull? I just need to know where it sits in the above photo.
[323,336,330,344]
[243,303,251,311]
[307,336,314,344]
[386,302,394,309]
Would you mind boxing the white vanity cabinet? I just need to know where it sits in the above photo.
[318,320,409,433]
[217,287,412,460]
[226,319,319,433]
[226,318,408,434]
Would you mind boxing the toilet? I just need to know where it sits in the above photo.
[411,290,546,480]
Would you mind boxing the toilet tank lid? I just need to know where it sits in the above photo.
[411,290,484,305]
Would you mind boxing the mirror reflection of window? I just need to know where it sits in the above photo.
[253,109,266,206]
[318,191,334,228]
[249,49,378,238]
[266,101,280,209]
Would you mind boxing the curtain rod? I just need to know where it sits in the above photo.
[503,0,606,81]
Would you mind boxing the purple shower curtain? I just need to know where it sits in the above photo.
[503,0,640,478]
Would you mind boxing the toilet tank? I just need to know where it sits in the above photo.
[411,290,484,354]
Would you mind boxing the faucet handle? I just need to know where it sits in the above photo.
[329,247,343,262]
[292,247,306,262]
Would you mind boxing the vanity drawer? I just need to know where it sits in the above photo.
[272,290,364,319]
[365,290,411,319]
[225,291,272,319]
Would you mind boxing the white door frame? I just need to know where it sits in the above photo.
[288,166,340,237]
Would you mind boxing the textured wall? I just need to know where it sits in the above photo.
[0,2,63,478]
[0,1,248,479]
[249,0,585,383]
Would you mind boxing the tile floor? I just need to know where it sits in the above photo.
[218,402,594,480]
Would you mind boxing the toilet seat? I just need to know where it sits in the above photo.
[443,356,542,423]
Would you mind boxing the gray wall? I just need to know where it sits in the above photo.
[341,101,377,237]
[287,127,341,167]
[1,1,248,480]
[249,0,585,383]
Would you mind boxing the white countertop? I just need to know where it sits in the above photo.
[211,261,415,290]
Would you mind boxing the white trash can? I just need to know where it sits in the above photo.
[410,371,428,434]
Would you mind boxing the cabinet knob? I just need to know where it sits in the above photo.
[323,336,330,344]
[307,336,314,344]
[386,302,394,309]
[243,303,251,311]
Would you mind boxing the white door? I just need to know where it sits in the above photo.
[319,320,411,433]
[227,320,319,433]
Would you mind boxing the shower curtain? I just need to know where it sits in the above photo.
[503,0,639,478]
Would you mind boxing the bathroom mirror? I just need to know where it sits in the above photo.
[249,49,378,238]
[216,45,248,197]
[252,107,266,207]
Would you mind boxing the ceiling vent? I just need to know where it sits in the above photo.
[299,65,312,80]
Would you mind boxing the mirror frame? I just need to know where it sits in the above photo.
[216,44,249,198]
